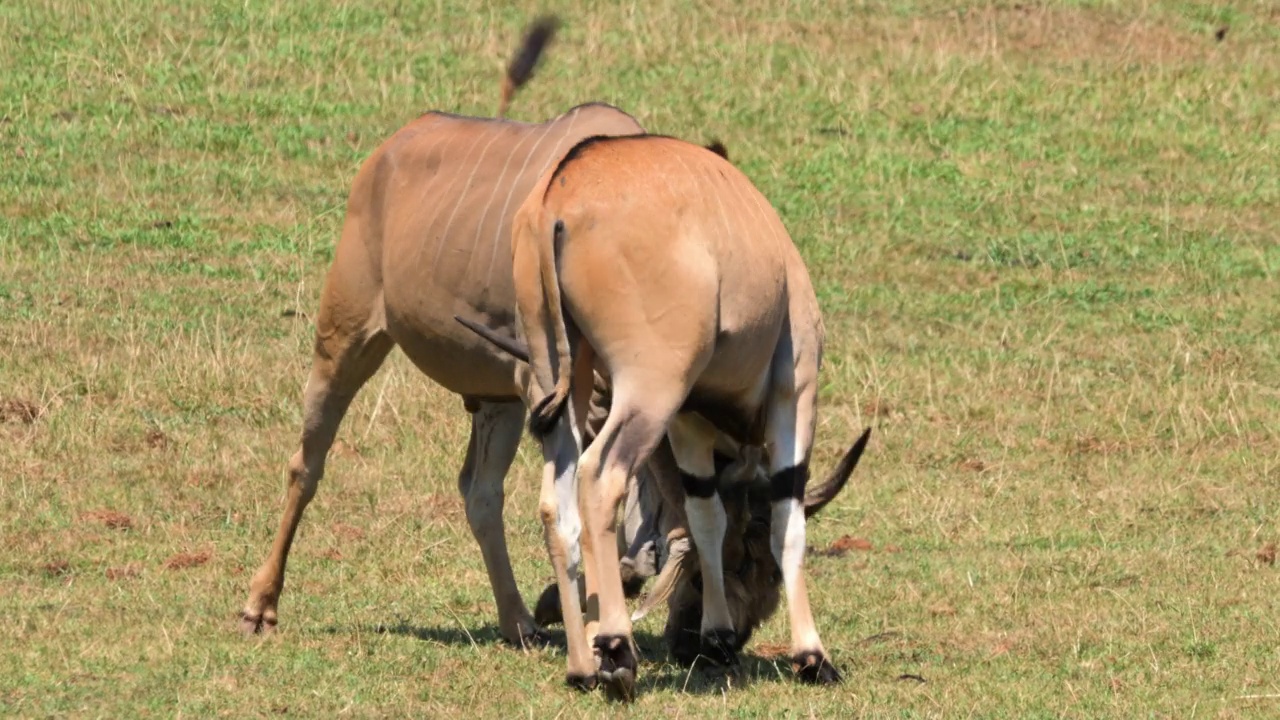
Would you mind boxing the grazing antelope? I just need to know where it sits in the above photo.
[238,15,785,689]
[460,133,871,699]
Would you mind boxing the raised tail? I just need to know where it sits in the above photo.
[498,15,560,118]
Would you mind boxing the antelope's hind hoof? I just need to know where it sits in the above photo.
[792,651,841,685]
[595,634,638,702]
[239,612,277,636]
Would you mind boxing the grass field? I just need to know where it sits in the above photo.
[3,0,1280,716]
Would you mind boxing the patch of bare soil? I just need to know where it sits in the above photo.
[811,535,875,557]
[80,509,134,530]
[0,398,41,424]
[164,550,211,570]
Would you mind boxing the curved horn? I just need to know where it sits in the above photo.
[804,426,872,518]
[454,315,530,363]
[631,536,695,622]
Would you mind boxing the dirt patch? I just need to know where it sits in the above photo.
[145,428,169,449]
[423,493,464,520]
[332,523,365,541]
[862,399,893,419]
[80,509,134,531]
[164,550,211,570]
[0,398,41,424]
[42,560,71,578]
[1256,543,1276,567]
[812,535,875,557]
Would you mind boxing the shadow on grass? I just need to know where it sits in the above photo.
[316,620,796,695]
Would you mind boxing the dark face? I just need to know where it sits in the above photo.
[663,474,784,665]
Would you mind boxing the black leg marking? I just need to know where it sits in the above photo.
[769,463,810,502]
[792,650,841,685]
[681,471,717,499]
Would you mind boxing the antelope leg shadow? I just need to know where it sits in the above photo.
[316,621,796,694]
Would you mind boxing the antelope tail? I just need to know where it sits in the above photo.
[498,15,560,118]
[519,217,574,438]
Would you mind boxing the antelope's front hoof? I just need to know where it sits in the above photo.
[792,651,841,685]
[699,628,739,667]
[595,635,638,702]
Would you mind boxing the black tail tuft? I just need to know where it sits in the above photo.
[507,15,560,91]
[529,389,568,439]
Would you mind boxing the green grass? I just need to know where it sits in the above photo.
[3,0,1280,716]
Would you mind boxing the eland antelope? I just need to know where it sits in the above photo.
[462,133,871,699]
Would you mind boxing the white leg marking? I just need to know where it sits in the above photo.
[685,494,734,632]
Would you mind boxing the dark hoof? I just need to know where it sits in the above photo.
[239,612,276,636]
[533,582,563,627]
[601,667,636,703]
[595,634,639,702]
[792,651,841,685]
[566,672,598,692]
[699,629,739,667]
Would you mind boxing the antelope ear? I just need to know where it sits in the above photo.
[804,427,872,518]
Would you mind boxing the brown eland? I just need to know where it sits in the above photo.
[237,17,647,665]
[461,133,872,699]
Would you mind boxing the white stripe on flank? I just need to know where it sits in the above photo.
[431,124,506,273]
[485,107,582,281]
[404,119,458,268]
[470,120,544,281]
[669,150,734,248]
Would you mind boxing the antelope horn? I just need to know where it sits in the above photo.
[803,426,872,518]
[631,535,695,622]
